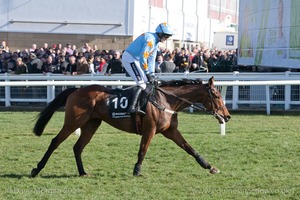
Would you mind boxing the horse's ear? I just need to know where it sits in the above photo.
[209,76,215,88]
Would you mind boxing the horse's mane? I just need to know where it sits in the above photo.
[159,79,203,87]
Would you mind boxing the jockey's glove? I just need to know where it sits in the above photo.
[146,73,155,84]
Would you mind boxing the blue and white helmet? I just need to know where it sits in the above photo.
[155,22,173,38]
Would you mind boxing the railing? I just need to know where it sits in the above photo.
[1,71,300,115]
[9,19,123,26]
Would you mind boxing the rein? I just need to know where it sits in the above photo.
[154,86,208,113]
[154,85,225,118]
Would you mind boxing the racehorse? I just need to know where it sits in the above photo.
[31,76,230,177]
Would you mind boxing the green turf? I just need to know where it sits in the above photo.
[0,111,299,200]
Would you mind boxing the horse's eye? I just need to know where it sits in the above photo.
[214,95,220,99]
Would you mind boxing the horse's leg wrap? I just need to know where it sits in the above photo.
[133,163,142,176]
[195,153,211,169]
[195,154,219,173]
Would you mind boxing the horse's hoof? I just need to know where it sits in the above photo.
[30,168,39,178]
[209,167,220,174]
[79,172,89,177]
[133,170,142,176]
[133,172,142,176]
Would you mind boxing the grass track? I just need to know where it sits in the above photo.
[0,111,299,199]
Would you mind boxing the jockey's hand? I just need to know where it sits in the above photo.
[146,73,154,84]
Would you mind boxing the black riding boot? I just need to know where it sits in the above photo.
[127,87,145,115]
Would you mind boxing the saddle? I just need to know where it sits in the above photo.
[108,85,155,118]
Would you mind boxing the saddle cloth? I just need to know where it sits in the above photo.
[109,86,150,119]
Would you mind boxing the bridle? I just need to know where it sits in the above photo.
[155,85,225,118]
[205,87,226,119]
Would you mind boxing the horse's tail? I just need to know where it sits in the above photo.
[33,87,78,136]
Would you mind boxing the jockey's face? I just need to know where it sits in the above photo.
[160,35,170,43]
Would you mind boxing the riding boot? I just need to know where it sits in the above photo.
[127,87,146,115]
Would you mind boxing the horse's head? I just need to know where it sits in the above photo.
[202,76,231,124]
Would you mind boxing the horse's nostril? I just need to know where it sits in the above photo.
[225,116,231,122]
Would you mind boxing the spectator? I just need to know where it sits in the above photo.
[94,49,101,56]
[60,48,68,60]
[105,51,124,75]
[75,56,89,75]
[104,50,113,66]
[100,49,108,56]
[71,44,77,53]
[216,50,225,62]
[83,49,91,60]
[173,47,180,67]
[2,53,14,72]
[189,63,200,72]
[108,49,115,60]
[72,50,79,58]
[154,54,163,73]
[14,57,28,74]
[160,53,176,73]
[93,55,101,71]
[207,51,219,72]
[30,43,37,53]
[83,43,90,52]
[87,54,96,74]
[174,48,189,72]
[65,55,77,75]
[1,40,10,52]
[158,47,167,58]
[42,55,56,73]
[186,49,193,69]
[10,52,19,70]
[66,43,73,55]
[28,53,43,73]
[0,53,3,73]
[191,51,206,72]
[54,55,68,74]
[92,44,98,52]
[22,57,30,69]
[43,43,49,51]
[20,49,29,58]
[49,48,57,62]
[55,43,63,52]
[230,49,238,71]
[202,49,211,71]
[96,55,108,75]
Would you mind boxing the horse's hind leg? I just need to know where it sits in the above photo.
[162,128,219,174]
[73,119,102,176]
[31,125,75,177]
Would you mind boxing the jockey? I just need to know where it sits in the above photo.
[122,22,173,115]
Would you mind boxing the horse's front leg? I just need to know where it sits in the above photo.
[162,128,220,174]
[133,129,156,176]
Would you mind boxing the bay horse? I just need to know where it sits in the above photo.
[31,76,230,177]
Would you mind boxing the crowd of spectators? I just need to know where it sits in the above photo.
[0,40,125,76]
[155,46,238,73]
[0,40,238,76]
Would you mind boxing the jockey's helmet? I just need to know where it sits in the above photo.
[155,22,173,39]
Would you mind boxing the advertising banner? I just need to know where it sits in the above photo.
[238,0,300,68]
